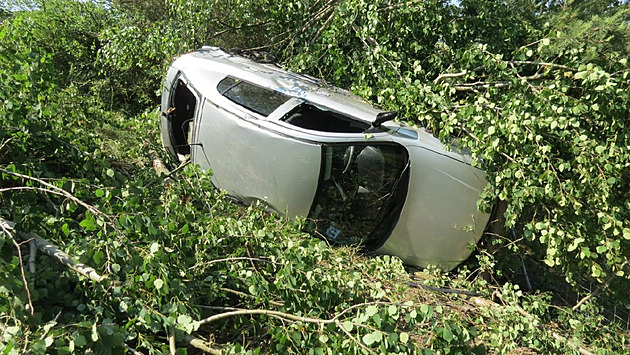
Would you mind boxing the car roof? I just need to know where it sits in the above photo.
[171,46,384,123]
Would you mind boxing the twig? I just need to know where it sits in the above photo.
[124,343,144,355]
[144,158,191,188]
[487,291,597,355]
[351,24,403,81]
[0,168,114,227]
[168,326,176,355]
[218,287,284,307]
[26,231,106,282]
[405,281,483,297]
[196,302,401,353]
[216,19,271,31]
[199,308,330,326]
[572,261,628,311]
[460,127,518,164]
[454,82,508,91]
[244,241,276,284]
[0,137,13,153]
[552,332,596,355]
[338,323,376,355]
[189,256,281,269]
[508,60,576,71]
[199,301,406,326]
[311,6,337,42]
[0,220,34,315]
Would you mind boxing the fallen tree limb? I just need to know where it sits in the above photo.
[0,218,106,283]
[196,301,410,354]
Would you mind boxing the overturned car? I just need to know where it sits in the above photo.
[160,46,490,270]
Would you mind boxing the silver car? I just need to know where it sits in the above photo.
[160,46,490,270]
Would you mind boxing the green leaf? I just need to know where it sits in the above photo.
[73,333,87,347]
[442,327,453,342]
[154,278,164,290]
[61,223,70,237]
[362,331,382,346]
[387,305,397,316]
[365,305,378,317]
[93,250,104,265]
[400,332,409,344]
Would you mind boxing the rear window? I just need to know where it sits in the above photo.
[217,77,290,117]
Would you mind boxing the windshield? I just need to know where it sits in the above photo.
[306,143,409,248]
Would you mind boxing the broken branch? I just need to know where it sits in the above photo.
[0,218,106,283]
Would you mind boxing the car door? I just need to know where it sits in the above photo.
[191,78,321,218]
[161,73,200,160]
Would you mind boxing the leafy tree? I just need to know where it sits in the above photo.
[1,0,629,353]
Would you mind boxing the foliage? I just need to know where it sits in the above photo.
[249,0,630,296]
[1,0,630,353]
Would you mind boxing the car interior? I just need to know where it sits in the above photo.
[167,79,197,158]
[283,103,370,133]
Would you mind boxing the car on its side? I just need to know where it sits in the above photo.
[160,46,490,271]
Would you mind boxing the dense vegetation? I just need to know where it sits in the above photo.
[1,0,628,353]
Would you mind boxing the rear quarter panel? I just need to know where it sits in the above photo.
[377,145,489,270]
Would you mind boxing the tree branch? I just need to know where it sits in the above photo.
[0,168,115,227]
[199,308,332,326]
[573,261,628,311]
[434,70,468,84]
[508,60,576,71]
[0,220,34,315]
[183,334,222,355]
[1,218,106,283]
[217,287,284,307]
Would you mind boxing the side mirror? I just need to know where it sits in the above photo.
[372,111,397,127]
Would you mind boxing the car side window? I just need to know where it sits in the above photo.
[306,143,410,248]
[217,76,290,117]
